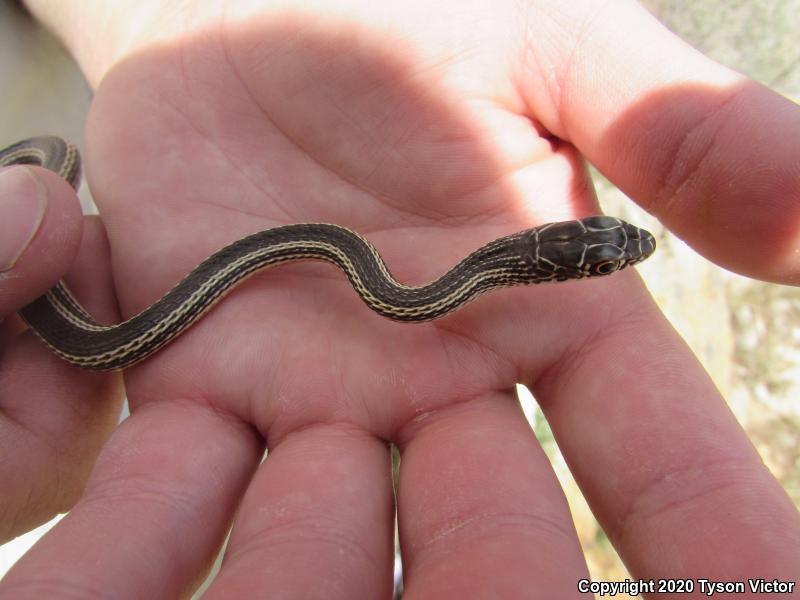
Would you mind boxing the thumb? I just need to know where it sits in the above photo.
[0,166,82,316]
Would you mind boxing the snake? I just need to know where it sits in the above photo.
[1,136,656,371]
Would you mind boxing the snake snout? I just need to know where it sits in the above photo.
[582,220,656,277]
[640,229,657,261]
[623,223,657,265]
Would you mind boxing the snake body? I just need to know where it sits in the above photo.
[2,136,656,371]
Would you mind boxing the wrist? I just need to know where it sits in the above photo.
[22,0,215,88]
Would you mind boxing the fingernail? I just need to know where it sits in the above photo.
[0,167,48,272]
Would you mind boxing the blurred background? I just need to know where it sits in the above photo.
[1,0,798,596]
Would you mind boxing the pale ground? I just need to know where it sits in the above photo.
[1,0,798,595]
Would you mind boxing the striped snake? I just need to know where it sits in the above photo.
[2,136,656,371]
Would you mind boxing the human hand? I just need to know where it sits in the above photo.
[5,0,799,597]
[0,166,123,543]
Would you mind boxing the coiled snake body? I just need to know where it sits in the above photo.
[2,136,656,371]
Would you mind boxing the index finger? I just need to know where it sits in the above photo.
[525,276,800,581]
[515,0,800,283]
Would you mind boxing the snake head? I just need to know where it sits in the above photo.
[522,215,656,282]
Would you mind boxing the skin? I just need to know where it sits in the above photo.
[2,0,799,597]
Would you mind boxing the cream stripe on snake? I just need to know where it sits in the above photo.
[2,136,656,371]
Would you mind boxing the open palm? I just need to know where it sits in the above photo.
[4,1,798,598]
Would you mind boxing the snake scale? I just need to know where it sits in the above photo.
[1,136,655,371]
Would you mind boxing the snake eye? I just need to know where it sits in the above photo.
[593,260,621,276]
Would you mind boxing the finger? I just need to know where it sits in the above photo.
[528,278,800,581]
[396,395,589,598]
[0,167,122,540]
[0,401,262,598]
[0,175,123,541]
[204,424,394,599]
[515,0,800,283]
[0,166,82,314]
